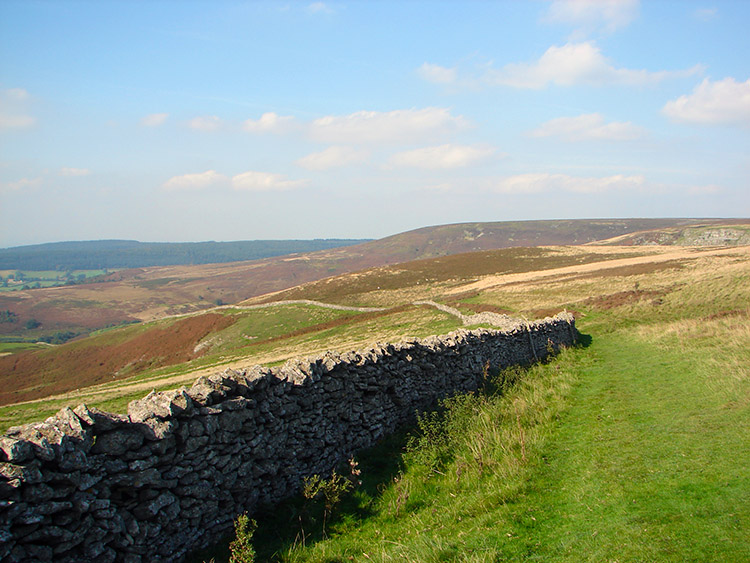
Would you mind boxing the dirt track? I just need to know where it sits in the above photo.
[445,246,749,295]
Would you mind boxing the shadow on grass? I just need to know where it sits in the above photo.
[576,331,593,348]
[254,431,409,562]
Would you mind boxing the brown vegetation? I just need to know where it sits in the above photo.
[0,313,235,405]
[582,289,669,310]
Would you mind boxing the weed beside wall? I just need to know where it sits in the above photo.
[0,313,575,562]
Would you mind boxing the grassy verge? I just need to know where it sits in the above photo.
[220,282,749,562]
[506,329,749,562]
[193,347,582,563]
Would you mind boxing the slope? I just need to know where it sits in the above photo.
[2,218,734,342]
[236,244,750,563]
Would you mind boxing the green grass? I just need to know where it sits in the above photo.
[215,249,750,562]
[0,341,52,354]
[230,310,748,562]
[0,269,111,291]
[508,331,750,562]
[209,304,371,353]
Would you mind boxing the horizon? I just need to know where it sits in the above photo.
[1,1,749,247]
[4,216,749,250]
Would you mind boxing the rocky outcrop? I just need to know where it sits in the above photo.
[0,313,576,562]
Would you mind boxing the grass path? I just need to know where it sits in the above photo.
[256,318,749,562]
[507,330,750,562]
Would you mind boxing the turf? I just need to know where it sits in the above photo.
[236,310,748,562]
[223,245,750,562]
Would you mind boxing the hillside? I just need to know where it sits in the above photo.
[352,218,746,261]
[0,218,741,342]
[596,222,750,246]
[0,239,369,270]
[241,241,749,563]
[1,242,745,419]
[1,235,748,562]
[1,222,748,563]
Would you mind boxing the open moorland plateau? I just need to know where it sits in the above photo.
[1,218,749,562]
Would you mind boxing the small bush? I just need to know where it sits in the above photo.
[228,513,256,563]
[302,470,354,536]
[0,310,18,324]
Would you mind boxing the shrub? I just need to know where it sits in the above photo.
[0,310,18,324]
[228,513,256,563]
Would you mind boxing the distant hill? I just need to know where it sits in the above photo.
[354,218,750,263]
[0,239,369,270]
[594,222,750,246]
[0,218,746,340]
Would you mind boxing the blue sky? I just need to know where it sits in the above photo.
[1,0,748,247]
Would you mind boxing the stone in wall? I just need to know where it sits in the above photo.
[0,313,576,562]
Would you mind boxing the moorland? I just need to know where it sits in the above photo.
[1,218,749,562]
[1,218,747,346]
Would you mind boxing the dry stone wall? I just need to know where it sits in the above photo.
[0,313,576,562]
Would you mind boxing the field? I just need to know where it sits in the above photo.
[1,235,748,562]
[0,269,112,292]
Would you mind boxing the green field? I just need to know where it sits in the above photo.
[206,247,750,562]
[0,269,111,291]
[0,341,52,354]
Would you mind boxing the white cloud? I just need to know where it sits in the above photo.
[417,63,457,85]
[243,112,296,134]
[163,170,228,191]
[693,7,718,21]
[141,113,168,127]
[688,183,722,195]
[297,146,368,170]
[4,88,29,101]
[231,171,308,191]
[0,88,36,129]
[0,114,35,129]
[310,107,470,145]
[307,2,334,14]
[424,175,719,197]
[530,113,645,141]
[1,177,41,192]
[390,144,496,169]
[60,167,91,177]
[546,0,640,34]
[162,170,307,192]
[188,115,222,131]
[663,77,750,125]
[484,42,701,89]
[492,173,645,194]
